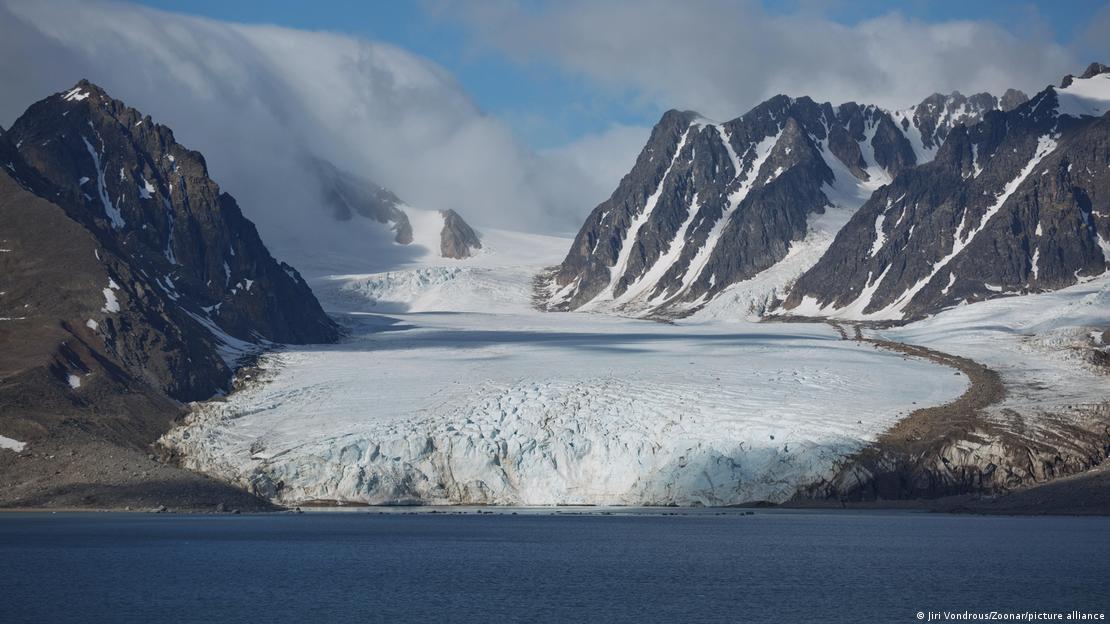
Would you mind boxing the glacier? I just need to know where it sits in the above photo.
[162,227,968,506]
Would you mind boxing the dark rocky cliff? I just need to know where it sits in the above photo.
[7,80,338,353]
[0,80,343,484]
[0,80,347,509]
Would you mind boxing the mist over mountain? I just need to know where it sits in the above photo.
[3,0,1103,247]
[0,0,625,241]
[441,0,1095,122]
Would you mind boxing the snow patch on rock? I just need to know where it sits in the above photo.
[101,279,121,313]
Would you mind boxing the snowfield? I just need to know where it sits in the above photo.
[1054,70,1110,118]
[163,228,969,506]
[881,276,1110,413]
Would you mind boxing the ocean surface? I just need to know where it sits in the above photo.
[1,509,1107,623]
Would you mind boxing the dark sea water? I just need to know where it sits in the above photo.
[1,509,1107,623]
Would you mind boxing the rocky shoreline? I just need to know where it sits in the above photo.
[0,428,277,513]
[789,320,1110,514]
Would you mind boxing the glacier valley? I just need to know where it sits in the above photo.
[161,229,970,505]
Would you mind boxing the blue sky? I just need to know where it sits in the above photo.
[132,0,1107,149]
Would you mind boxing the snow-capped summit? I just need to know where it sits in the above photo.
[1053,62,1110,118]
[784,65,1110,320]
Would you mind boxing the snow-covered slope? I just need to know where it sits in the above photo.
[881,275,1110,412]
[1055,64,1110,118]
[320,227,567,315]
[688,207,855,321]
[162,227,967,506]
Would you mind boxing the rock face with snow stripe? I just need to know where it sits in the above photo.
[309,155,481,259]
[2,119,231,401]
[784,66,1110,320]
[545,109,698,311]
[6,80,339,353]
[893,89,1028,158]
[543,90,1015,316]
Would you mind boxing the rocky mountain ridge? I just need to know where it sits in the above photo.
[541,87,1026,317]
[784,64,1110,320]
[8,80,338,353]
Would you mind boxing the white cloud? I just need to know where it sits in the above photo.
[2,0,1101,266]
[440,0,1086,119]
[0,0,618,259]
[541,123,649,225]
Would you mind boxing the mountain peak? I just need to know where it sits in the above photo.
[56,80,160,135]
[440,208,482,259]
[1060,62,1110,88]
[658,109,703,126]
[1000,88,1029,111]
[786,69,1110,320]
[6,81,339,382]
[1080,62,1110,79]
[545,79,1048,317]
[60,78,109,102]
